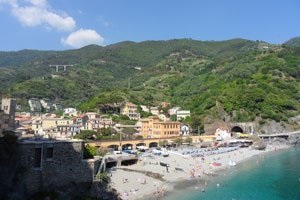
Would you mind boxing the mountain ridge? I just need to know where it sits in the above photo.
[0,38,299,126]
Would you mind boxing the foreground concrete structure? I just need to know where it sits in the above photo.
[0,138,98,199]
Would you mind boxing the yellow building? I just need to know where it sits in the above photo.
[41,118,73,130]
[141,116,181,139]
[120,102,140,120]
[31,117,74,135]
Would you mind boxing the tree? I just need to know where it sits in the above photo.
[98,127,116,137]
[134,135,143,139]
[96,147,108,157]
[159,139,168,147]
[174,137,183,146]
[74,130,97,140]
[170,114,177,121]
[187,115,204,134]
[122,127,136,135]
[137,106,152,118]
[185,137,193,145]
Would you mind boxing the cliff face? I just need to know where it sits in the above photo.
[258,120,298,134]
[288,132,300,146]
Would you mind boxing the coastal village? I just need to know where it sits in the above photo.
[3,98,191,140]
[1,96,299,200]
[1,0,300,198]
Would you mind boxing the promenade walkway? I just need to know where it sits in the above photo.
[258,130,300,138]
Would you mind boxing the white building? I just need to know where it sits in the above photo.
[40,98,52,111]
[140,105,150,113]
[53,103,63,110]
[180,124,190,135]
[150,107,159,116]
[158,114,168,122]
[215,128,231,140]
[28,98,42,112]
[63,108,77,116]
[85,112,100,119]
[176,110,190,120]
[168,107,181,116]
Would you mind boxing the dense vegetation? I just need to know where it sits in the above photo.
[0,38,299,123]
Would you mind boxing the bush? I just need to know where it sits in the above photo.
[83,144,97,159]
[97,148,108,157]
[74,130,97,140]
[174,137,183,146]
[96,172,110,183]
[159,139,168,147]
[185,137,193,144]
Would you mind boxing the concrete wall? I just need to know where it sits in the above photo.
[5,140,95,198]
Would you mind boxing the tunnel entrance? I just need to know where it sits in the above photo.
[231,126,244,133]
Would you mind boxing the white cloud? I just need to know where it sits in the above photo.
[2,0,76,31]
[1,0,105,48]
[61,28,104,48]
[28,0,47,7]
[0,0,18,7]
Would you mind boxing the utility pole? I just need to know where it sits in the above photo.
[119,132,122,151]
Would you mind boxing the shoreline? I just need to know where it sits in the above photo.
[160,145,291,200]
[109,144,291,200]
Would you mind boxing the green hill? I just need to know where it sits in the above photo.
[1,38,299,123]
[284,36,300,47]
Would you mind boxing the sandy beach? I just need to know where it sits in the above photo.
[108,144,290,200]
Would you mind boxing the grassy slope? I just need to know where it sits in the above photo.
[1,39,299,122]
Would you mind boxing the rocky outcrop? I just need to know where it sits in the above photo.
[258,120,296,134]
[252,140,267,150]
[288,132,300,146]
[90,181,120,200]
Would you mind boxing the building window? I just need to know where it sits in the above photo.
[34,148,42,169]
[46,147,53,160]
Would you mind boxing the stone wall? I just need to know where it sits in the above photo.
[2,139,95,199]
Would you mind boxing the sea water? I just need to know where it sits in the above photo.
[165,149,300,200]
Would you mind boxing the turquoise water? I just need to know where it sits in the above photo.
[165,149,300,200]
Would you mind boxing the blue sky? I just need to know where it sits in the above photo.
[0,0,299,51]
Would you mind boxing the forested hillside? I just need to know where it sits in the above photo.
[1,38,299,123]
